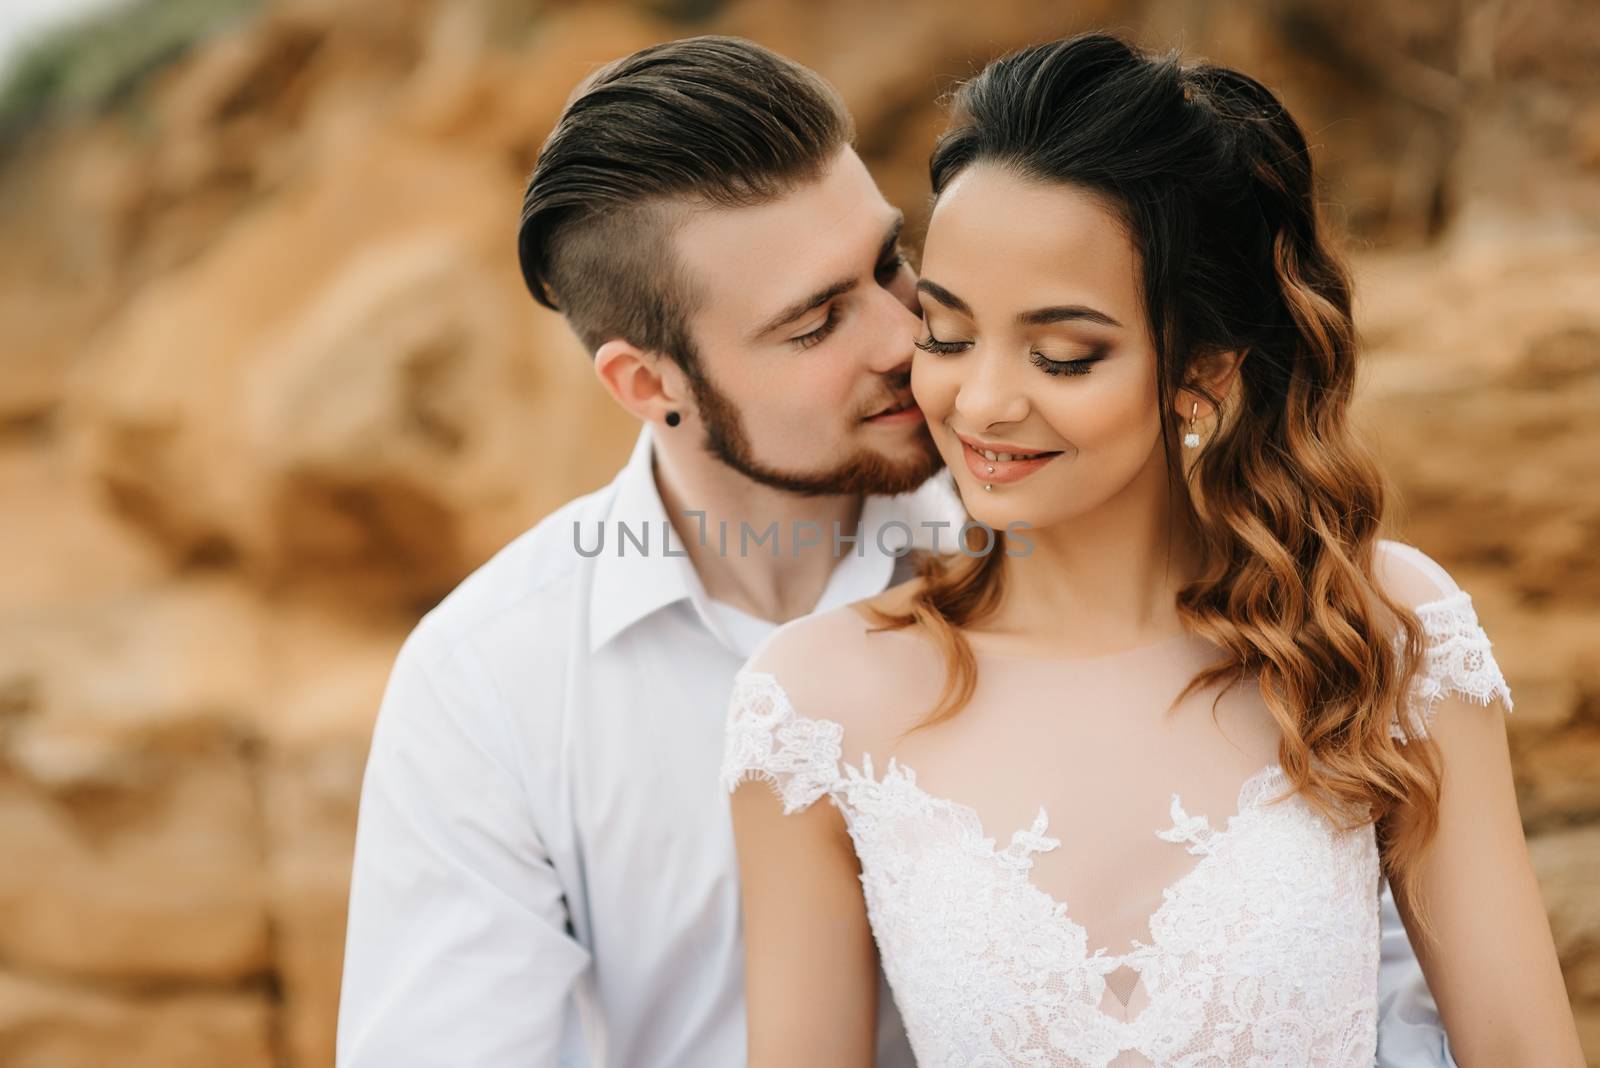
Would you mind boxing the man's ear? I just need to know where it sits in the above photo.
[593,339,690,426]
[1176,348,1245,420]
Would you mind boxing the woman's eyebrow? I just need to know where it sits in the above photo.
[918,279,1121,329]
[916,279,971,316]
[1018,305,1122,328]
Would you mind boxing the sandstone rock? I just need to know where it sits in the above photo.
[0,969,274,1068]
[0,582,270,982]
[253,602,406,1068]
[61,127,630,610]
[1530,827,1600,1010]
[0,440,167,615]
[1356,237,1600,608]
[1,0,1597,1062]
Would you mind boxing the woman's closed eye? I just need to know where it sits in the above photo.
[1031,348,1106,376]
[913,331,969,355]
[915,331,1107,377]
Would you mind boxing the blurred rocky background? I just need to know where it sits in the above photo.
[0,0,1595,1064]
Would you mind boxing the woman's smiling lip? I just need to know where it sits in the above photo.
[954,431,1064,484]
[953,431,1061,458]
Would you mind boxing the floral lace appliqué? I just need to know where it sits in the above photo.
[1392,590,1514,741]
[719,584,1509,1067]
[720,670,844,814]
[722,669,1380,1067]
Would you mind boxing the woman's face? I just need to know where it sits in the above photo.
[911,163,1172,534]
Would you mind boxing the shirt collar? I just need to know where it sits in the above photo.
[587,423,923,655]
[588,423,697,653]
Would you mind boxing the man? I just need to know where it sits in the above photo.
[336,34,1454,1068]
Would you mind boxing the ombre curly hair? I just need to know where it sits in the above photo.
[865,32,1443,935]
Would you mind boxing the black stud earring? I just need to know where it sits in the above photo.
[664,410,680,427]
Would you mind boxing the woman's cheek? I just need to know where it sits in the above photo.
[1075,371,1157,447]
[910,358,955,416]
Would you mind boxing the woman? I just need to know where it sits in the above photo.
[720,32,1582,1068]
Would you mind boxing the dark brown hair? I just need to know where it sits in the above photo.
[516,35,854,370]
[868,32,1443,935]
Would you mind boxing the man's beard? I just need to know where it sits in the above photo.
[685,364,945,498]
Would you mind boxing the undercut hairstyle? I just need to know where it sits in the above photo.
[516,35,855,371]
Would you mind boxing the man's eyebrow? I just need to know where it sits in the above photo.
[876,213,905,267]
[750,278,857,342]
[749,213,906,342]
[918,279,1123,329]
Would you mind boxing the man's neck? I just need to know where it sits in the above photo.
[651,434,866,625]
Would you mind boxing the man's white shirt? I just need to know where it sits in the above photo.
[336,421,1454,1067]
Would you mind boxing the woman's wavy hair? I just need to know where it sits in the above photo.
[867,32,1443,931]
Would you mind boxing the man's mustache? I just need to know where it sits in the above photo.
[863,373,918,419]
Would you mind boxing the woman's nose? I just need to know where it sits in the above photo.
[953,347,1030,428]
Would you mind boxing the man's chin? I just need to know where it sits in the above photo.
[797,440,946,498]
[717,440,945,498]
[869,443,948,496]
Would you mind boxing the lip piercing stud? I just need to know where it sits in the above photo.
[984,483,993,491]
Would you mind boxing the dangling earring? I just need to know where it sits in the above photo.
[1182,401,1200,449]
[665,410,680,427]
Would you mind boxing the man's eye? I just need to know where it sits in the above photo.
[875,252,908,282]
[792,306,841,350]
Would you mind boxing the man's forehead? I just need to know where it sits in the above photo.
[672,147,897,321]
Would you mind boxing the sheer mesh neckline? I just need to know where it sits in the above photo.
[847,606,1203,667]
[964,630,1197,666]
[742,671,1292,963]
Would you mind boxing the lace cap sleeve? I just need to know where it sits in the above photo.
[1382,541,1515,741]
[720,669,844,815]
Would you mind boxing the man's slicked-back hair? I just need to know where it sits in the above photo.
[516,35,855,369]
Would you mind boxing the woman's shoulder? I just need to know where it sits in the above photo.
[1370,538,1515,733]
[744,577,929,679]
[736,579,938,747]
[744,603,877,683]
[1371,537,1469,610]
[723,587,931,813]
[849,574,930,627]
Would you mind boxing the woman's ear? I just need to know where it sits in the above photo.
[594,339,689,426]
[1175,349,1245,420]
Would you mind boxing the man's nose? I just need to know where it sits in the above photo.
[892,265,921,317]
[864,283,924,375]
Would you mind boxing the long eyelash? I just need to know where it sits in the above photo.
[1031,350,1105,376]
[793,306,841,350]
[876,252,907,280]
[914,334,968,354]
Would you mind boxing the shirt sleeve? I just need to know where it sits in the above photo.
[1375,878,1458,1067]
[336,624,591,1067]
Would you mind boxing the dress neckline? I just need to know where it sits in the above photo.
[848,604,1210,668]
[964,628,1202,666]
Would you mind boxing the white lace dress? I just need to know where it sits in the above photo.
[720,540,1512,1067]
